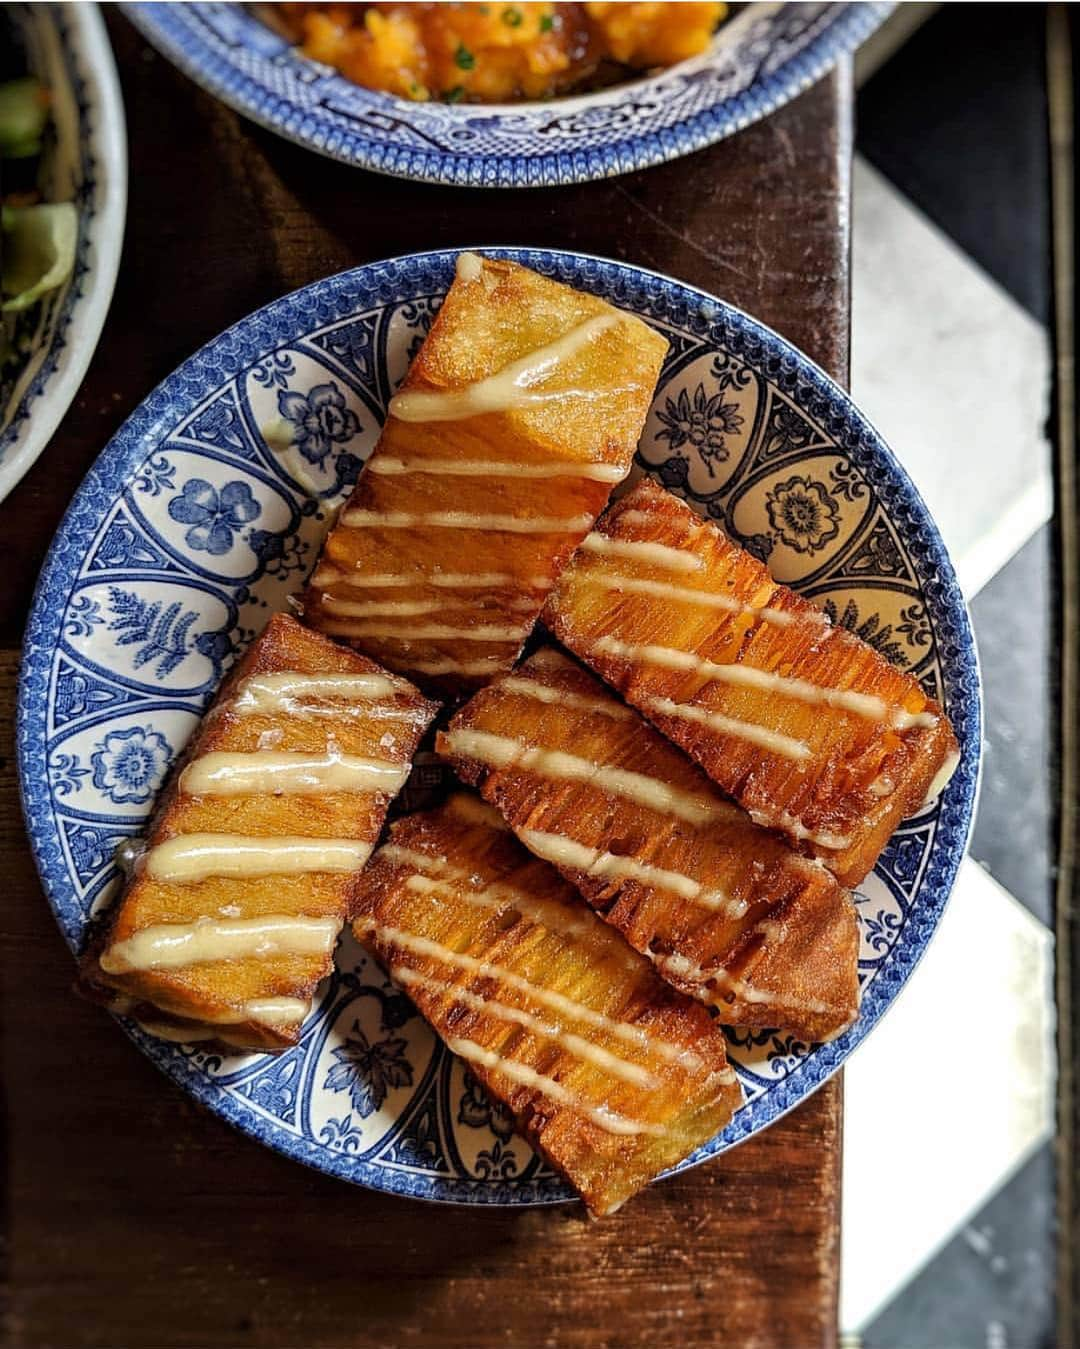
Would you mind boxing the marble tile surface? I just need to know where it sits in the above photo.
[851,156,1052,599]
[842,151,1056,1341]
[841,857,1056,1333]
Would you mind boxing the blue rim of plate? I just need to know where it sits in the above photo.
[17,247,981,1204]
[122,2,891,187]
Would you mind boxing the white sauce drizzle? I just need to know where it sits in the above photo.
[456,250,484,282]
[442,729,737,828]
[241,996,311,1025]
[143,834,373,884]
[920,748,961,806]
[319,593,536,619]
[382,847,598,942]
[499,675,635,721]
[444,1036,664,1137]
[643,695,812,762]
[519,830,740,917]
[319,620,529,643]
[388,314,618,423]
[231,672,401,715]
[404,873,595,943]
[747,806,851,852]
[651,951,834,1016]
[409,656,504,677]
[320,596,444,619]
[312,570,552,591]
[592,637,939,731]
[391,966,656,1088]
[577,571,794,626]
[367,456,625,483]
[579,532,703,573]
[356,918,697,1067]
[179,751,407,798]
[340,509,593,534]
[101,914,339,973]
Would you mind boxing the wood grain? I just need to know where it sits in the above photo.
[1,14,851,1348]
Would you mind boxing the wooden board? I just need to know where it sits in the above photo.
[0,15,851,1348]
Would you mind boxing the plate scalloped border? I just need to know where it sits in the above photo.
[17,247,981,1206]
[123,2,890,188]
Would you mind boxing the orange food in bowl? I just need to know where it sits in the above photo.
[278,2,726,103]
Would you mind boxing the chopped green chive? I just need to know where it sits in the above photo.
[539,12,554,31]
[445,85,466,103]
[502,6,523,27]
[454,42,476,70]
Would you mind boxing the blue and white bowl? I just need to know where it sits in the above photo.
[0,3,127,503]
[125,2,889,187]
[18,248,980,1205]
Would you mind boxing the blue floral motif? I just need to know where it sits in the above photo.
[18,244,979,1209]
[64,594,104,638]
[821,597,910,669]
[252,350,296,390]
[458,1069,515,1143]
[62,822,133,886]
[54,666,125,724]
[194,627,235,666]
[896,602,932,650]
[860,906,903,955]
[188,396,249,454]
[312,317,376,381]
[765,474,840,555]
[122,4,888,189]
[475,1138,520,1180]
[319,1114,363,1153]
[247,528,310,580]
[90,725,172,804]
[762,399,817,460]
[107,587,201,678]
[245,1052,302,1123]
[656,384,744,477]
[277,382,359,468]
[168,478,261,556]
[325,1020,413,1118]
[133,454,177,497]
[50,751,89,797]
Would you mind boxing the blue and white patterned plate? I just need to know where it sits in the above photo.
[18,248,980,1205]
[124,2,889,187]
[0,4,127,503]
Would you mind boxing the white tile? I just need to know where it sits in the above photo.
[840,856,1055,1333]
[851,156,1053,598]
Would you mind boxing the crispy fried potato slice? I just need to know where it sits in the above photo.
[352,792,742,1216]
[304,253,668,698]
[439,648,860,1043]
[83,614,438,1051]
[544,478,960,885]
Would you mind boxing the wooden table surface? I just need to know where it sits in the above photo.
[1,16,851,1349]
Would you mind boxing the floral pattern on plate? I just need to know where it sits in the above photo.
[17,247,980,1205]
[123,3,889,188]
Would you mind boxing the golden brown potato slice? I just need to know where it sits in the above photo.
[544,478,960,886]
[439,649,859,1043]
[352,792,742,1217]
[83,614,438,1052]
[304,253,668,698]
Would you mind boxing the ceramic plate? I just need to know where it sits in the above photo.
[18,248,979,1205]
[0,3,127,504]
[124,2,888,187]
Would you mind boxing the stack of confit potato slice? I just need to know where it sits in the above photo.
[88,253,958,1212]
